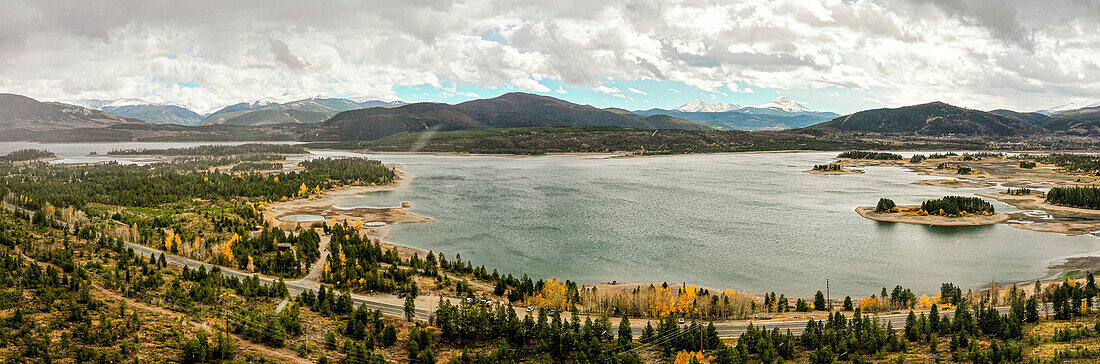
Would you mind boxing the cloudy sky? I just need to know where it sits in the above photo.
[0,0,1097,114]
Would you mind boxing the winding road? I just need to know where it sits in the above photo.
[4,202,1023,338]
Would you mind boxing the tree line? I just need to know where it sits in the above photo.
[1046,186,1100,210]
[837,151,903,160]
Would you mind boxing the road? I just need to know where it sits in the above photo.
[3,202,1025,338]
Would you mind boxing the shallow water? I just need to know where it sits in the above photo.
[327,151,1100,297]
[8,142,1099,297]
[279,214,325,222]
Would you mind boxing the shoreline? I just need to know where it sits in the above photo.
[265,165,434,230]
[280,150,1097,304]
[978,192,1100,236]
[802,168,864,175]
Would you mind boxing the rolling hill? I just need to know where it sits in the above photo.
[0,93,145,140]
[1040,107,1100,136]
[989,109,1054,127]
[200,97,405,126]
[803,102,1043,137]
[304,92,708,141]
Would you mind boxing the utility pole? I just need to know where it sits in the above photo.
[826,279,831,311]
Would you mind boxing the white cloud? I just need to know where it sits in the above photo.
[0,0,1096,112]
[727,83,755,94]
[627,87,648,95]
[592,85,622,94]
[512,78,551,93]
[554,86,568,94]
[667,88,681,94]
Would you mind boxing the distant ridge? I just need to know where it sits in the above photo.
[0,93,145,140]
[200,97,406,126]
[305,92,708,141]
[637,97,838,131]
[804,101,1043,137]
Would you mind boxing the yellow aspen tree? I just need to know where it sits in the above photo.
[164,229,175,251]
[531,278,570,310]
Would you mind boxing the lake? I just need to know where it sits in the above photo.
[7,142,1098,297]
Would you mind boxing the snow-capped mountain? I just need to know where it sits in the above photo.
[72,99,203,125]
[674,99,742,113]
[674,97,817,114]
[749,96,815,113]
[354,99,406,108]
[199,97,408,126]
[1039,101,1100,115]
[637,96,838,131]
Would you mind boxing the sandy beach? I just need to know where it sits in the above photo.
[802,168,864,175]
[264,165,433,230]
[912,178,995,188]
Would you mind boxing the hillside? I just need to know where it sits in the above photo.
[989,109,1054,127]
[304,93,708,141]
[0,93,144,140]
[1042,107,1100,136]
[804,102,1043,137]
[200,97,405,126]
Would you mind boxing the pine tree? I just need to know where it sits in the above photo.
[814,291,826,311]
[617,316,632,349]
[404,294,416,322]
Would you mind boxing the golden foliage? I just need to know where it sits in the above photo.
[531,278,571,310]
[674,351,712,364]
[858,296,883,312]
[163,229,175,251]
[918,294,939,308]
[219,234,239,263]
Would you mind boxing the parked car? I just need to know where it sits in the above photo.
[526,306,534,312]
[398,292,408,298]
[677,317,685,325]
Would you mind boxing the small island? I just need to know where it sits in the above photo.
[803,163,864,175]
[912,178,995,188]
[856,197,1008,226]
[979,186,1100,235]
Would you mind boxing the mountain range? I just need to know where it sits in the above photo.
[0,93,145,140]
[4,91,1100,142]
[804,102,1044,137]
[199,97,405,126]
[635,97,840,131]
[73,97,406,126]
[304,92,709,141]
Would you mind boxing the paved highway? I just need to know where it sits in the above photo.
[4,202,1027,338]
